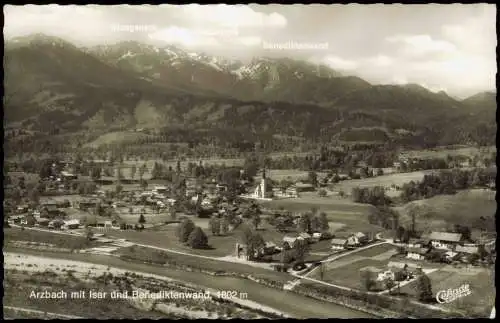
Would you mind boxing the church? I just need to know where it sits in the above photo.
[241,168,274,201]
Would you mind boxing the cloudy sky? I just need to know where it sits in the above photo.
[4,4,496,98]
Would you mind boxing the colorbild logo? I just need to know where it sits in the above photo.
[436,284,472,304]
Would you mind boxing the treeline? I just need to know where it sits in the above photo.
[400,168,496,203]
[352,186,393,206]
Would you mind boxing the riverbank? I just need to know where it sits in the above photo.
[4,247,374,318]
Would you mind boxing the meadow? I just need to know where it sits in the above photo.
[393,189,496,236]
[402,145,495,159]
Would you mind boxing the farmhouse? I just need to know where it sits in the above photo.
[41,202,58,211]
[299,232,312,243]
[62,219,80,230]
[35,217,50,227]
[354,232,369,245]
[334,232,361,248]
[60,171,78,180]
[283,236,304,248]
[429,232,464,250]
[389,261,420,270]
[331,238,348,250]
[406,247,429,260]
[78,200,99,211]
[312,232,323,242]
[262,242,278,255]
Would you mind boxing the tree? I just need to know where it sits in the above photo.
[169,206,177,220]
[177,218,195,243]
[220,216,229,235]
[138,213,146,224]
[188,226,208,249]
[28,188,40,206]
[116,168,124,182]
[247,232,265,260]
[115,184,123,195]
[293,238,310,263]
[130,165,137,179]
[310,215,321,233]
[385,277,396,295]
[85,226,94,242]
[396,226,405,242]
[360,270,376,291]
[251,213,261,230]
[318,189,327,197]
[140,179,148,191]
[139,164,146,179]
[308,171,318,187]
[209,216,221,236]
[297,213,311,233]
[318,212,330,232]
[91,167,101,181]
[415,272,433,302]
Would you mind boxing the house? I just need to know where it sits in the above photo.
[41,202,58,211]
[331,238,348,250]
[388,261,422,272]
[407,247,429,260]
[429,232,463,250]
[285,186,299,198]
[262,242,278,255]
[16,205,29,213]
[299,232,312,243]
[62,219,80,230]
[376,270,396,282]
[455,245,480,262]
[152,186,168,194]
[335,232,361,247]
[337,173,351,181]
[48,219,64,229]
[312,232,323,242]
[444,250,459,262]
[60,171,78,180]
[78,200,99,211]
[35,218,50,227]
[354,232,369,245]
[283,236,303,248]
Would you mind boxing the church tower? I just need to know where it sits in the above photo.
[261,168,267,198]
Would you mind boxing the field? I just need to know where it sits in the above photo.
[4,228,97,250]
[84,131,151,148]
[333,170,437,192]
[260,195,386,235]
[263,169,328,182]
[399,266,495,317]
[403,146,495,159]
[394,189,496,235]
[312,258,388,290]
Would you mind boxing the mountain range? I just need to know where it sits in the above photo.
[3,34,496,152]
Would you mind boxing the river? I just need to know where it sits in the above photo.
[5,248,375,318]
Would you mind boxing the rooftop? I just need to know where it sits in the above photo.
[429,232,463,242]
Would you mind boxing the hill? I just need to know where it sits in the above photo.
[3,34,496,153]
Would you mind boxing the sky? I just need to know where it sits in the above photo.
[3,4,497,98]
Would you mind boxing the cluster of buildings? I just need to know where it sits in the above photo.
[401,231,495,264]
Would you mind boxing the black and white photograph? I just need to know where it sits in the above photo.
[3,4,496,319]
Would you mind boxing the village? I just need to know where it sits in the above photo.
[5,153,496,312]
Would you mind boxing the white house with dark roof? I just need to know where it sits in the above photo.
[331,238,348,250]
[429,232,463,250]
